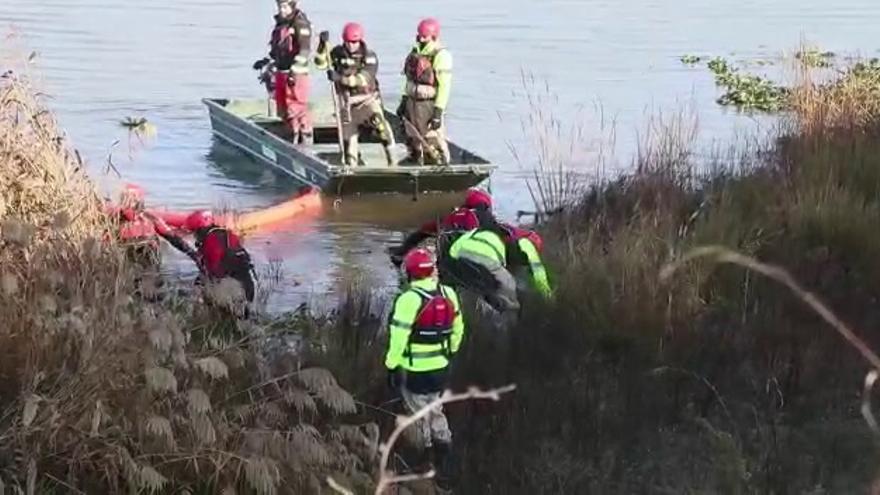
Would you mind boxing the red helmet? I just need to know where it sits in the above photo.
[121,183,145,202]
[342,22,364,43]
[184,210,214,231]
[417,18,440,40]
[403,248,435,279]
[464,188,492,210]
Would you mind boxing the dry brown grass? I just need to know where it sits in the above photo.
[0,56,106,238]
[789,55,880,136]
[0,53,378,494]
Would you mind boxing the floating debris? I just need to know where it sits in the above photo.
[120,116,157,140]
[796,48,835,68]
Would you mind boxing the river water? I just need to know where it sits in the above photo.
[2,0,879,311]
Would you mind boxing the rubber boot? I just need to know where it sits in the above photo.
[298,131,313,146]
[344,136,359,167]
[384,144,397,167]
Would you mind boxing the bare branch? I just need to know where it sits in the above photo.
[662,245,880,435]
[660,246,880,371]
[374,384,516,495]
[863,370,879,435]
[384,469,437,485]
[326,476,354,495]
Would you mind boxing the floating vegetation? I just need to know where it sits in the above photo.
[796,48,835,68]
[706,57,789,112]
[680,54,702,65]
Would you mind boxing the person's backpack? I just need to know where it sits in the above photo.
[408,286,456,356]
[208,228,253,277]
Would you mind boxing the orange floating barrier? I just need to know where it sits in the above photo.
[219,186,322,234]
[147,186,323,235]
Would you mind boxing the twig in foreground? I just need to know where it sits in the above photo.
[661,245,880,434]
[327,384,516,495]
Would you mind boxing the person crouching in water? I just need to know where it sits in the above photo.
[108,183,197,268]
[180,210,256,318]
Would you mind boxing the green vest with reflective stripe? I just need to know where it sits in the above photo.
[448,228,506,265]
[517,238,552,297]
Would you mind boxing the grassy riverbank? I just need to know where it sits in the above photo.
[5,47,880,493]
[0,61,378,494]
[314,58,880,493]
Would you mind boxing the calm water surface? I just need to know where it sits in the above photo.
[2,0,879,310]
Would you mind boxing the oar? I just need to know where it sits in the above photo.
[328,79,347,163]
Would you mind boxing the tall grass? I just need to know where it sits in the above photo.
[0,58,381,494]
[10,38,880,492]
[438,55,880,493]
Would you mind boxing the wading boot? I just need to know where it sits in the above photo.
[384,145,397,167]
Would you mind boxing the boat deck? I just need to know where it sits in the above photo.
[222,97,488,169]
[204,96,495,194]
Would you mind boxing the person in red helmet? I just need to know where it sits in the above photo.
[315,22,395,166]
[385,248,463,489]
[396,17,453,165]
[105,183,198,266]
[388,188,498,264]
[253,0,314,144]
[179,210,256,313]
[501,223,553,299]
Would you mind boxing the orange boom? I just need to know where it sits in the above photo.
[148,186,322,234]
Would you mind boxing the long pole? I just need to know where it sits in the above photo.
[328,74,346,165]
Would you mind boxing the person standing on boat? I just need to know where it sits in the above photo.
[396,18,453,165]
[253,0,314,145]
[316,22,396,167]
[385,248,463,490]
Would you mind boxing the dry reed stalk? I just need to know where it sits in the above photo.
[0,62,106,239]
[508,71,615,221]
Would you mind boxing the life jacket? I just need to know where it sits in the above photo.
[331,43,378,96]
[408,286,456,348]
[404,47,443,87]
[269,11,309,70]
[404,45,445,100]
[197,227,253,278]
